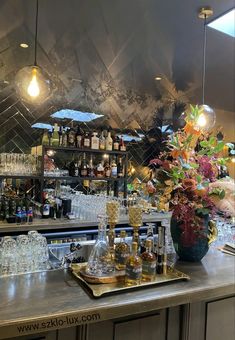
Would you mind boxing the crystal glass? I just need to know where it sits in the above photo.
[86,215,114,276]
[128,205,143,227]
[0,236,17,275]
[106,200,120,224]
[16,235,32,273]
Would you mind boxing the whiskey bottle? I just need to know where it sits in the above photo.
[80,153,88,177]
[113,135,119,151]
[104,159,111,177]
[141,239,156,281]
[99,131,106,150]
[111,157,117,178]
[125,242,142,286]
[83,132,91,149]
[67,123,76,147]
[51,123,60,146]
[88,155,95,177]
[91,132,99,150]
[105,131,113,151]
[61,127,67,147]
[119,136,126,151]
[117,157,124,178]
[96,162,104,178]
[76,126,83,148]
[115,230,130,270]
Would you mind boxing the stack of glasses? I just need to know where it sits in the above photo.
[0,231,49,276]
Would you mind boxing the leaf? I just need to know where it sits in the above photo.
[219,190,225,199]
[196,175,202,183]
[200,141,209,148]
[196,208,210,215]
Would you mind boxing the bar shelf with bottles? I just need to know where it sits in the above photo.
[41,123,129,199]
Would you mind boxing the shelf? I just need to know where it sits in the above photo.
[0,212,172,233]
[0,175,41,180]
[43,175,125,181]
[43,145,127,155]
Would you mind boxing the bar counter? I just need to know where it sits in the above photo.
[0,248,234,339]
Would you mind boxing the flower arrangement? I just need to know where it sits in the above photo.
[149,105,234,246]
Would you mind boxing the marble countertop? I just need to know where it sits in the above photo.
[0,248,234,339]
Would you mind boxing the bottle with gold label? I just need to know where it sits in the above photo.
[115,230,130,270]
[125,242,142,285]
[141,239,156,281]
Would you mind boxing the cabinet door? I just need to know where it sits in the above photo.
[206,297,235,340]
[114,310,166,340]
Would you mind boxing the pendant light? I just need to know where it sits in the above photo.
[15,0,51,104]
[195,7,216,132]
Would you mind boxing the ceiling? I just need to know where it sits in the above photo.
[0,0,234,152]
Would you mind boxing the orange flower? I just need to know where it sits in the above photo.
[184,122,201,136]
[171,150,189,161]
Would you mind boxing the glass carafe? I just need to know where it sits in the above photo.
[86,215,114,276]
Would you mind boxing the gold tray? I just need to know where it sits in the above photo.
[71,264,190,298]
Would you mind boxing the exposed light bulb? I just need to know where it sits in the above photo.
[27,68,40,97]
[197,114,207,128]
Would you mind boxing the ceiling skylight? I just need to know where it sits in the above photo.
[51,109,103,122]
[208,9,235,38]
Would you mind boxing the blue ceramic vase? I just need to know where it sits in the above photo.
[170,215,210,262]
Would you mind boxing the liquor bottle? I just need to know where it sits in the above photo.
[96,162,104,178]
[125,242,142,286]
[67,123,76,147]
[42,130,50,145]
[91,132,99,150]
[27,206,33,224]
[51,123,60,146]
[104,159,111,178]
[115,230,130,270]
[21,206,27,224]
[76,126,83,148]
[111,157,117,178]
[16,206,22,224]
[83,132,91,149]
[61,127,67,147]
[119,135,126,151]
[141,239,156,281]
[88,156,95,177]
[156,225,167,275]
[80,153,88,177]
[113,135,119,151]
[58,126,63,146]
[74,158,80,177]
[42,196,50,219]
[117,157,124,178]
[68,159,76,176]
[105,131,113,151]
[99,131,106,150]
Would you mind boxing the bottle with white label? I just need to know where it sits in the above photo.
[91,132,99,150]
[105,131,113,151]
[111,157,117,178]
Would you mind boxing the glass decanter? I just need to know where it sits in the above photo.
[86,215,115,276]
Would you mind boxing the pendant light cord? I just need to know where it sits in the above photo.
[34,0,39,66]
[202,14,207,105]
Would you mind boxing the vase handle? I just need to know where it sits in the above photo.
[208,220,218,245]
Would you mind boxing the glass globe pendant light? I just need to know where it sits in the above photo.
[195,7,216,132]
[15,0,51,104]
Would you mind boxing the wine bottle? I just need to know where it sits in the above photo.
[113,135,119,151]
[61,127,67,147]
[88,155,95,177]
[42,130,50,145]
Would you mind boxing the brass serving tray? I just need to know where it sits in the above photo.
[71,264,190,298]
